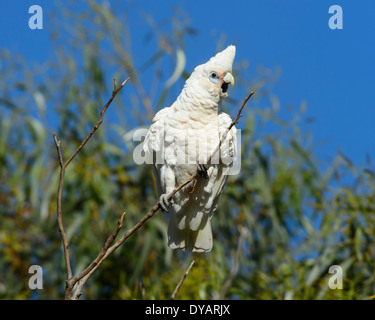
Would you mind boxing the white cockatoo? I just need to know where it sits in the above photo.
[143,45,237,252]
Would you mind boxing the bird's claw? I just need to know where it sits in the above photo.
[159,194,171,212]
[197,164,209,179]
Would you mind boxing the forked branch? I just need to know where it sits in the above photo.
[53,78,129,299]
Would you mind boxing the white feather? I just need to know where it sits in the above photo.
[144,45,237,252]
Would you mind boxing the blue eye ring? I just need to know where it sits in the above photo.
[209,71,220,84]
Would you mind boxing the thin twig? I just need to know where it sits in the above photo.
[53,134,72,284]
[63,78,129,169]
[205,91,255,167]
[52,78,129,299]
[170,260,195,300]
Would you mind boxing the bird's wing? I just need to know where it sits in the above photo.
[143,107,170,164]
[143,107,176,223]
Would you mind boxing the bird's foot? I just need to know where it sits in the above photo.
[159,194,171,212]
[197,164,209,179]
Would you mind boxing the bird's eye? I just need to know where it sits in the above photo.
[209,71,220,84]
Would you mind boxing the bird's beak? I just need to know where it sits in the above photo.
[223,72,234,86]
[221,72,234,95]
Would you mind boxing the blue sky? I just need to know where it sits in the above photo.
[0,0,374,166]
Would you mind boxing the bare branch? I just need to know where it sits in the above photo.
[63,78,129,169]
[53,134,72,285]
[53,78,129,299]
[170,260,195,300]
[205,91,255,168]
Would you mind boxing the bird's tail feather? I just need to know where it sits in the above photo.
[167,213,212,253]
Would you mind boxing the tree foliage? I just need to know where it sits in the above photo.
[0,1,374,299]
